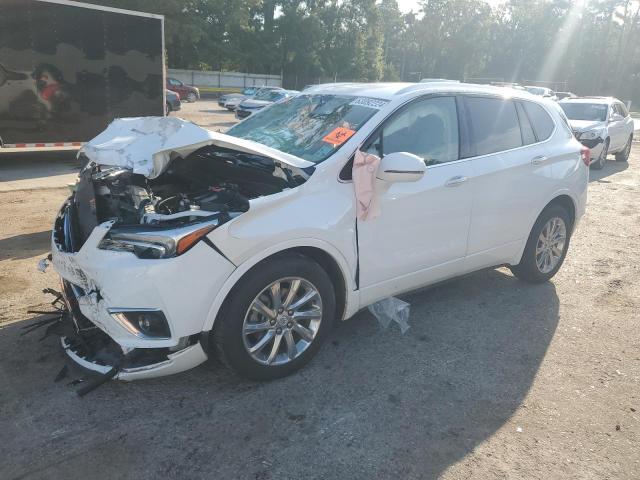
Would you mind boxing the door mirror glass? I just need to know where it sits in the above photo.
[376,152,426,183]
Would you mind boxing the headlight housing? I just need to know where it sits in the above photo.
[579,129,604,140]
[98,218,219,259]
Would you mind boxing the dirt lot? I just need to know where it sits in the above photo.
[0,102,638,479]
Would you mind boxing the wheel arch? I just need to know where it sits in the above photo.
[546,194,576,231]
[512,192,578,266]
[201,239,356,333]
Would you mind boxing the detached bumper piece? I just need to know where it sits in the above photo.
[578,137,603,149]
[60,279,206,382]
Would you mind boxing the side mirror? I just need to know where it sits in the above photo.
[610,113,623,122]
[376,152,426,183]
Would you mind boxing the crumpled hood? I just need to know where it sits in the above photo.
[568,119,605,133]
[79,116,314,178]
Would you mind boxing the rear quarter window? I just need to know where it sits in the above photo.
[522,101,555,141]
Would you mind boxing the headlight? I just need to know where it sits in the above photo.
[579,129,604,140]
[98,219,219,259]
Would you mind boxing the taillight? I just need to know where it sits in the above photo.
[580,146,591,166]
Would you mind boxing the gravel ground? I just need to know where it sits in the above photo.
[0,102,638,479]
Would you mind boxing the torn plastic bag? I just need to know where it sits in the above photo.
[368,297,410,333]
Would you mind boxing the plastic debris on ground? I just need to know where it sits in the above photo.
[368,297,411,334]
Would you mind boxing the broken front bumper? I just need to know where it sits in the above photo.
[51,200,235,380]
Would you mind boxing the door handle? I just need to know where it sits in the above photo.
[445,175,468,187]
[531,155,548,165]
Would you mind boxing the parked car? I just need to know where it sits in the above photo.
[166,77,200,102]
[556,91,577,100]
[223,86,283,111]
[165,89,181,115]
[51,82,588,382]
[235,89,298,119]
[218,87,259,107]
[525,86,557,100]
[559,97,634,169]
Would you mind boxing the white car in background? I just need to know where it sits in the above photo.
[222,86,284,111]
[559,97,634,169]
[525,86,558,100]
[218,87,258,108]
[235,89,298,119]
[51,83,588,382]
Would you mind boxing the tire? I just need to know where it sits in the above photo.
[509,205,572,283]
[186,92,197,102]
[165,103,171,116]
[590,139,608,170]
[211,254,336,380]
[615,134,633,162]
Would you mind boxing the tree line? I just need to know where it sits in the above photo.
[88,0,640,105]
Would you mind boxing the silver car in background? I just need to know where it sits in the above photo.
[559,97,634,169]
[221,86,284,111]
[235,89,299,119]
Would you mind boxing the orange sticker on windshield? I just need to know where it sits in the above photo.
[322,127,356,145]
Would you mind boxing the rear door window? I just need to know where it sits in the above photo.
[522,101,555,141]
[464,96,522,156]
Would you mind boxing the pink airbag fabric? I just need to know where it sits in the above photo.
[353,150,381,221]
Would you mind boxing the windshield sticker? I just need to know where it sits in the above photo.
[322,127,356,145]
[349,97,388,109]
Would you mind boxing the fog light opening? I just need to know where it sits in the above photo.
[109,309,171,339]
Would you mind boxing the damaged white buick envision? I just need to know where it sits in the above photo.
[49,82,588,382]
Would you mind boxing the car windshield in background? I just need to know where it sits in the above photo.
[254,89,279,100]
[243,88,257,95]
[262,90,286,102]
[226,94,386,163]
[559,103,608,122]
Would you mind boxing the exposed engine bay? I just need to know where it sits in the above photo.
[66,145,313,250]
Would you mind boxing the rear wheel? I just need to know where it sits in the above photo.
[615,134,632,162]
[510,205,572,283]
[212,254,336,380]
[165,102,171,116]
[590,139,608,170]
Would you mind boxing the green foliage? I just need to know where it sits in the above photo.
[85,0,640,103]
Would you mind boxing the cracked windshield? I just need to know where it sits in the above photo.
[226,94,386,163]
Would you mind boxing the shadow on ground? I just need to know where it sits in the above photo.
[0,230,51,260]
[0,152,78,183]
[589,158,629,182]
[0,268,559,480]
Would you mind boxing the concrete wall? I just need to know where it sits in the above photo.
[168,69,281,93]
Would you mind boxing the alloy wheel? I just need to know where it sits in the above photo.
[242,277,323,366]
[535,217,567,274]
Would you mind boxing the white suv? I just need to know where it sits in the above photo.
[559,97,634,170]
[51,83,588,381]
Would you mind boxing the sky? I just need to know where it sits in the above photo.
[396,0,504,14]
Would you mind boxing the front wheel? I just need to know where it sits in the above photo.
[615,134,633,162]
[165,103,171,116]
[509,205,572,283]
[211,254,336,380]
[186,92,197,102]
